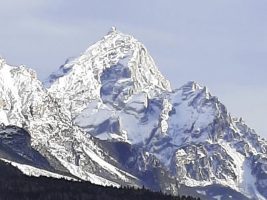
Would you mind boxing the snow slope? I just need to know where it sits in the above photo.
[0,57,140,188]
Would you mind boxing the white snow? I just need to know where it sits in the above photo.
[219,140,245,189]
[1,158,75,181]
[82,144,137,181]
[241,160,266,200]
[213,195,222,200]
[57,158,120,187]
[160,98,172,134]
[196,190,206,195]
[219,140,265,200]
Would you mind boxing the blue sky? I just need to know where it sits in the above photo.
[0,0,266,138]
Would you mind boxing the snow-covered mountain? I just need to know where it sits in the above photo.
[0,57,139,187]
[0,29,267,200]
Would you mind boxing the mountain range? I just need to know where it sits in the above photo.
[0,28,266,200]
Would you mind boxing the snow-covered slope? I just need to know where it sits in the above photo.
[0,158,75,181]
[0,57,140,187]
[1,29,267,200]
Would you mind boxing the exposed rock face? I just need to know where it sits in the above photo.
[0,29,266,199]
[0,125,51,169]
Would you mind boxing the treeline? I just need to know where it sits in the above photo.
[0,160,199,200]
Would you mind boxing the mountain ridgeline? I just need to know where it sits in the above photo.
[0,29,266,200]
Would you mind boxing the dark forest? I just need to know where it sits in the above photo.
[0,160,199,200]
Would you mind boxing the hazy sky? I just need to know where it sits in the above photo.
[0,0,266,138]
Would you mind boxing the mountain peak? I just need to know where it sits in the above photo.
[108,26,117,34]
[0,56,5,64]
[46,29,171,91]
[181,81,202,91]
[0,57,9,70]
[46,30,171,116]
